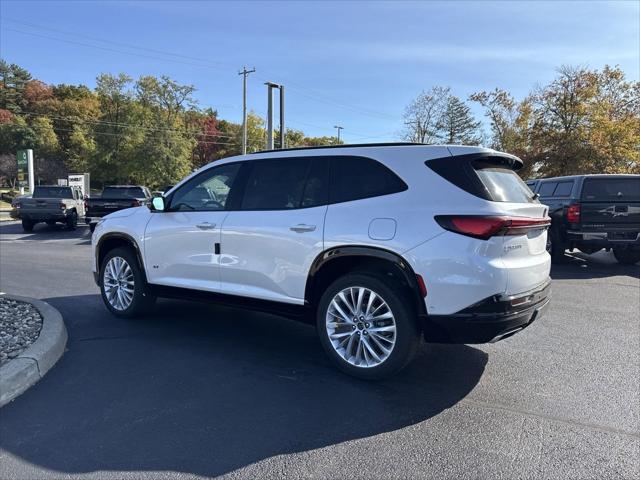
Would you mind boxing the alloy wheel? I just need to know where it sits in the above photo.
[325,286,397,368]
[103,256,135,311]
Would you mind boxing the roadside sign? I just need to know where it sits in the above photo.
[16,149,34,192]
[68,173,90,197]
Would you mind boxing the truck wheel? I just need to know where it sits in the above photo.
[316,273,420,380]
[66,211,78,230]
[21,219,34,233]
[613,249,640,265]
[45,220,56,226]
[547,229,565,263]
[100,247,156,318]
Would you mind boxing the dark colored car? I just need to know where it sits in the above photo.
[528,174,640,264]
[85,185,152,231]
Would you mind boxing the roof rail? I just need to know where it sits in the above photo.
[249,142,428,154]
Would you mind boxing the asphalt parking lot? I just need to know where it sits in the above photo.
[0,220,638,479]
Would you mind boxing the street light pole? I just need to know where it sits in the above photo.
[334,125,344,143]
[265,82,283,150]
[238,66,255,154]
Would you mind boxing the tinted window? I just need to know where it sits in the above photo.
[102,187,146,199]
[301,158,329,208]
[330,156,407,204]
[241,158,311,210]
[553,181,573,197]
[32,187,73,198]
[582,177,640,201]
[538,182,557,197]
[170,163,240,211]
[475,167,537,203]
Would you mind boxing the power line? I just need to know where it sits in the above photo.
[2,18,399,122]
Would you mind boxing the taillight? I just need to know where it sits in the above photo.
[435,215,551,240]
[60,202,66,210]
[566,203,580,223]
[14,202,21,209]
[84,200,88,211]
[132,199,141,207]
[416,274,428,297]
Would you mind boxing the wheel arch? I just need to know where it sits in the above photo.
[305,246,427,318]
[95,233,147,285]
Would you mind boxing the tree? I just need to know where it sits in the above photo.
[470,88,534,176]
[403,86,480,144]
[437,95,482,145]
[0,60,32,113]
[402,86,449,143]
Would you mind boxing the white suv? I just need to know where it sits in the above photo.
[91,144,551,379]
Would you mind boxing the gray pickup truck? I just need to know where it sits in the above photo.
[11,186,86,232]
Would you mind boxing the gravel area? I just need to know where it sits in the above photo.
[0,297,43,366]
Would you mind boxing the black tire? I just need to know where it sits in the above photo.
[66,211,78,230]
[89,223,96,233]
[100,247,156,318]
[547,228,565,263]
[45,220,56,226]
[21,219,34,232]
[613,249,640,265]
[316,273,421,380]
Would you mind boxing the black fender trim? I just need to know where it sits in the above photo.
[305,245,427,316]
[94,232,146,285]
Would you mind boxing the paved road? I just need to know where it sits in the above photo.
[0,220,638,479]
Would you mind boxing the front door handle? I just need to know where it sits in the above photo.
[196,222,216,230]
[290,224,316,233]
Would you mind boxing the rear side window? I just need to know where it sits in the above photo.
[475,167,536,203]
[553,181,573,197]
[582,178,640,201]
[330,156,407,204]
[537,182,557,197]
[241,158,312,210]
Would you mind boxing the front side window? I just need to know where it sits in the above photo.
[170,163,240,211]
[329,156,407,204]
[241,158,312,210]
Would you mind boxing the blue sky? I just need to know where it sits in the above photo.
[1,0,638,142]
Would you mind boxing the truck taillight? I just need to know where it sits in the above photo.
[14,202,20,209]
[131,199,141,207]
[435,215,551,240]
[566,204,580,223]
[84,200,88,210]
[60,202,66,210]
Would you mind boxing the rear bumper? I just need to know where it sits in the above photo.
[422,279,551,344]
[567,230,640,248]
[17,212,68,222]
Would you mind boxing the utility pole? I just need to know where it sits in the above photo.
[238,66,255,154]
[334,125,344,143]
[265,82,284,150]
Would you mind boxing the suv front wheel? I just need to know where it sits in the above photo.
[317,273,420,380]
[100,247,155,318]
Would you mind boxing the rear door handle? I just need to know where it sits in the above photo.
[289,224,316,233]
[196,222,216,230]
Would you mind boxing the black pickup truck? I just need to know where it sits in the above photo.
[527,174,640,264]
[85,185,152,231]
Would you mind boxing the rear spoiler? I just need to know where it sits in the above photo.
[426,152,524,202]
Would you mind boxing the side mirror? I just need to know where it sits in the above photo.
[151,196,165,211]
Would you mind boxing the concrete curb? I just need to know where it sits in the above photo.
[0,294,67,407]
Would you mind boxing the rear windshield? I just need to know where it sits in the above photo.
[102,187,146,199]
[581,178,640,201]
[32,187,72,198]
[475,167,536,203]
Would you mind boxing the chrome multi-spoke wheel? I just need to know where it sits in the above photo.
[103,256,135,311]
[325,286,397,368]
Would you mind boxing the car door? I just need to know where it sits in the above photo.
[143,162,241,291]
[219,157,328,304]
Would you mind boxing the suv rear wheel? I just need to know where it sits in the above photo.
[613,248,640,265]
[21,219,34,232]
[100,247,155,318]
[317,273,420,380]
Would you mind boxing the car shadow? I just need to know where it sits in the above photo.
[0,294,487,478]
[0,220,91,243]
[551,249,639,280]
